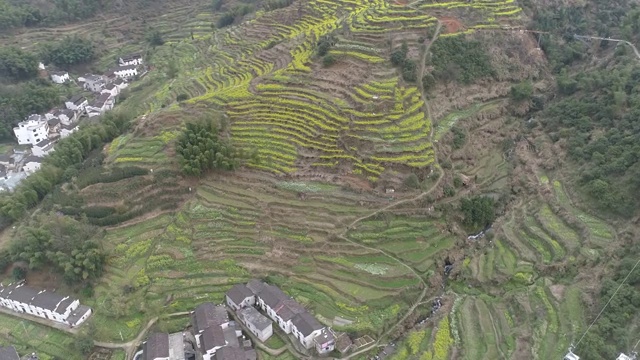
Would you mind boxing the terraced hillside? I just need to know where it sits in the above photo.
[1,0,629,359]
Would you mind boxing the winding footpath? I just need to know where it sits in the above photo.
[341,20,444,360]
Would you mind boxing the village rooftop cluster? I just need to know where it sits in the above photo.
[2,54,144,191]
[138,280,337,360]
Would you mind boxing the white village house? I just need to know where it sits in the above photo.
[225,280,336,354]
[13,115,49,146]
[23,156,42,174]
[46,108,77,126]
[118,53,143,67]
[32,139,55,157]
[225,284,255,310]
[0,282,92,327]
[108,65,138,80]
[80,74,106,93]
[60,123,79,139]
[113,78,129,92]
[65,95,88,112]
[86,93,115,118]
[101,83,120,97]
[237,306,273,342]
[50,71,70,84]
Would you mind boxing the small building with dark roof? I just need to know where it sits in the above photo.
[245,280,265,296]
[225,284,255,310]
[119,53,144,67]
[65,95,88,112]
[143,333,169,360]
[335,332,353,354]
[237,306,272,342]
[213,347,246,360]
[0,345,20,360]
[32,139,55,157]
[191,303,229,335]
[200,325,226,358]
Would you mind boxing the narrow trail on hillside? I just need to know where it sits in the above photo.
[340,21,444,360]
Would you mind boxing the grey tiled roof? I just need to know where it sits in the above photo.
[258,285,288,308]
[246,279,265,295]
[0,346,19,360]
[226,284,254,305]
[144,333,169,360]
[238,307,271,331]
[200,326,225,352]
[192,303,228,333]
[214,347,246,360]
[291,312,323,337]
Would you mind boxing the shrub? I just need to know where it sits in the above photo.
[402,60,417,82]
[322,54,336,67]
[404,173,420,189]
[12,266,26,280]
[422,73,436,92]
[451,126,466,149]
[83,206,116,219]
[510,81,534,102]
[317,35,336,56]
[217,13,235,28]
[176,93,189,102]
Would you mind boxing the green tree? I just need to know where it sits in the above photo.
[212,0,223,10]
[460,196,495,231]
[216,13,235,28]
[176,118,241,176]
[430,36,494,84]
[322,54,336,67]
[422,73,436,93]
[510,81,533,102]
[146,29,164,46]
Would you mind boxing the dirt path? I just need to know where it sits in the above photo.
[417,20,442,122]
[340,22,445,359]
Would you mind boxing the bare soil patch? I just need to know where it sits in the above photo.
[440,17,464,34]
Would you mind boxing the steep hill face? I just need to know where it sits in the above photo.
[0,1,638,360]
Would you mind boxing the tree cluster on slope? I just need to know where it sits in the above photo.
[176,118,241,176]
[390,42,417,82]
[0,47,38,81]
[9,214,107,284]
[40,36,95,67]
[460,196,495,231]
[428,36,494,84]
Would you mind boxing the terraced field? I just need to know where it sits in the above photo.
[4,0,619,359]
